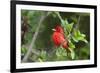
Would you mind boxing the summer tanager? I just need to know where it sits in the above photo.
[52,25,69,49]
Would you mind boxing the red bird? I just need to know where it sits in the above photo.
[52,25,68,49]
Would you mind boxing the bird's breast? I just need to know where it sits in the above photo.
[52,32,65,46]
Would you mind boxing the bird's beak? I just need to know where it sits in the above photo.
[52,29,56,31]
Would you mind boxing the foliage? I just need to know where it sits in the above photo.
[54,12,88,59]
[21,10,90,62]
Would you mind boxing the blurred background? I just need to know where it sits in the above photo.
[21,10,90,63]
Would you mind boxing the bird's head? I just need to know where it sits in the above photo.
[52,25,64,33]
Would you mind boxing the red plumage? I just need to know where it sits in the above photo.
[52,25,68,49]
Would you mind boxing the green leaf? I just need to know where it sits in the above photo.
[72,29,88,43]
[40,50,46,57]
[38,58,43,62]
[71,16,78,23]
[56,48,61,57]
[81,34,86,37]
[72,36,79,42]
[39,50,47,61]
[61,19,66,27]
[68,48,75,59]
[66,22,74,33]
[55,47,68,60]
[68,40,75,49]
[56,47,67,57]
[65,19,69,25]
[21,47,27,54]
[81,39,88,43]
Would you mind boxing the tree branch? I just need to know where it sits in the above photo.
[55,12,64,26]
[22,12,50,62]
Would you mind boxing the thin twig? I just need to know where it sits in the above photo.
[75,16,81,29]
